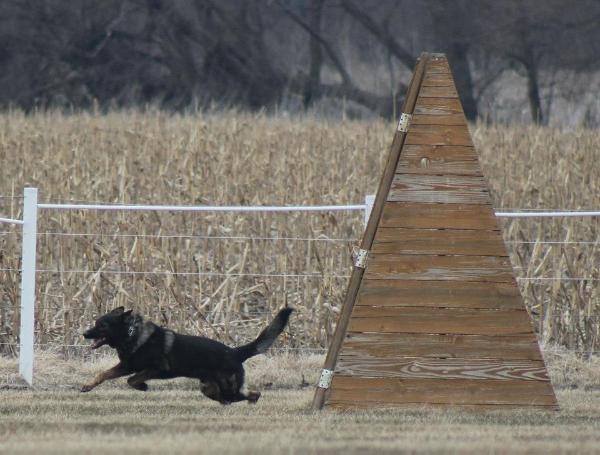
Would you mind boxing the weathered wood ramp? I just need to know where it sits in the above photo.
[312,53,557,411]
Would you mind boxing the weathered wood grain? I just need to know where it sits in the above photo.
[357,279,523,309]
[419,85,458,98]
[406,124,473,146]
[413,97,464,116]
[396,144,480,175]
[328,377,557,407]
[365,254,515,282]
[348,306,534,335]
[341,332,543,360]
[422,72,455,87]
[372,228,506,256]
[380,202,499,230]
[410,113,468,126]
[389,174,491,204]
[336,356,549,381]
[425,58,452,74]
[327,401,557,411]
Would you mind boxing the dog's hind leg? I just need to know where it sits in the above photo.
[81,363,129,392]
[219,370,261,404]
[127,369,160,391]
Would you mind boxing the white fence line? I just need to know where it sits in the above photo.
[0,216,23,225]
[3,187,600,386]
[38,203,367,212]
[496,211,600,218]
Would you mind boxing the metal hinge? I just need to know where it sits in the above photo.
[318,368,333,389]
[397,112,412,132]
[353,248,369,269]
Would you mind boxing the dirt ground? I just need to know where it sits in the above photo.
[2,351,600,454]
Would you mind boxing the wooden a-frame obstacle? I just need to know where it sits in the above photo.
[312,53,558,410]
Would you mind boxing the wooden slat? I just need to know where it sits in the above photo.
[348,306,534,335]
[419,85,458,98]
[365,254,514,282]
[328,376,557,406]
[410,113,467,126]
[336,356,549,381]
[340,332,543,360]
[397,144,480,175]
[425,58,452,74]
[327,401,557,411]
[357,280,523,309]
[381,203,499,230]
[372,228,506,256]
[389,174,491,204]
[422,72,455,87]
[405,124,473,146]
[413,97,464,115]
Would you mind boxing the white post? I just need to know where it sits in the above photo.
[19,187,38,386]
[364,194,375,227]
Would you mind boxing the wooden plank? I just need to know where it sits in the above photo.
[357,280,523,310]
[336,356,549,381]
[422,73,455,87]
[426,58,452,74]
[327,401,557,411]
[340,332,543,360]
[396,144,480,175]
[380,203,499,230]
[372,228,506,256]
[414,97,464,115]
[410,113,467,126]
[405,124,473,147]
[365,254,515,282]
[328,376,557,406]
[419,85,458,98]
[389,174,491,204]
[348,306,534,335]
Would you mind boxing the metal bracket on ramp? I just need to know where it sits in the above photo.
[397,113,412,132]
[318,369,334,389]
[353,248,369,269]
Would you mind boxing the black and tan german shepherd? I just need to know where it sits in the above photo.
[81,306,293,404]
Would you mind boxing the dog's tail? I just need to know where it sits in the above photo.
[233,308,293,363]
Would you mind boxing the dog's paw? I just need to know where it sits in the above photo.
[80,384,94,393]
[247,391,261,404]
[132,382,148,391]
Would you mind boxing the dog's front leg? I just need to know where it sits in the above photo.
[81,363,130,392]
[127,369,160,391]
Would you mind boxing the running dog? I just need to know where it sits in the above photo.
[81,306,293,404]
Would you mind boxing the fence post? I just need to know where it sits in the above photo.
[19,187,38,386]
[364,194,375,227]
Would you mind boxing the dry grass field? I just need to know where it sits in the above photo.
[1,111,600,452]
[1,110,599,351]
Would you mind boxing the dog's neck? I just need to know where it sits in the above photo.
[127,314,142,338]
[124,313,156,354]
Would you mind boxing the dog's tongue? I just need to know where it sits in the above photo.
[90,338,106,349]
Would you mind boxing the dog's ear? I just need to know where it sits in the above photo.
[123,309,133,318]
[110,306,125,315]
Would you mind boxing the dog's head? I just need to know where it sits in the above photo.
[83,306,133,349]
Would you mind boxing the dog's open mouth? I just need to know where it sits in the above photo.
[90,338,107,349]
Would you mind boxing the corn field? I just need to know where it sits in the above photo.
[0,111,599,354]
